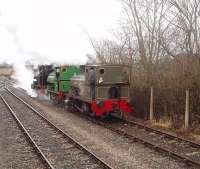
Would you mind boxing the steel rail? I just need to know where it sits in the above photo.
[8,86,200,168]
[117,117,200,148]
[5,87,113,169]
[0,85,5,89]
[101,122,200,167]
[69,106,200,168]
[1,96,55,169]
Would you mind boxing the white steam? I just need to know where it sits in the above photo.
[0,0,122,96]
[1,25,36,97]
[11,61,37,97]
[0,24,36,97]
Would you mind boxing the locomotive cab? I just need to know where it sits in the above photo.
[84,65,130,100]
[83,65,133,117]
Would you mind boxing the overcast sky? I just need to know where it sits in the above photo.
[0,0,122,65]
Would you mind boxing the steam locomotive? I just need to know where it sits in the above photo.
[31,64,133,118]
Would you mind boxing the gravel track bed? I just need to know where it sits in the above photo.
[3,91,106,169]
[103,118,200,162]
[8,87,199,169]
[0,95,46,169]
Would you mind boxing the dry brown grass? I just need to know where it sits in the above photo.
[150,117,200,143]
[190,133,200,141]
[0,68,13,76]
[150,117,172,129]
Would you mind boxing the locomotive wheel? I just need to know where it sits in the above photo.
[82,102,91,114]
[65,100,75,112]
[89,111,96,117]
[82,102,96,117]
[100,111,110,119]
[50,93,56,104]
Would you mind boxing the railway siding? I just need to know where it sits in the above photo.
[7,85,198,169]
[55,103,200,168]
[115,119,200,162]
[2,89,112,169]
[101,118,200,167]
[0,96,46,169]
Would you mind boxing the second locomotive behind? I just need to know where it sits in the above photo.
[32,64,133,118]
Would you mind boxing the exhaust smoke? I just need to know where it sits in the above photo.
[12,62,37,97]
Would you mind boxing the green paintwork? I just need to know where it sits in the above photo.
[47,65,80,93]
[47,71,56,83]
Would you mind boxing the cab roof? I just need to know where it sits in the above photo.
[85,64,130,67]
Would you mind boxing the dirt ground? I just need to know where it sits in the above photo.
[0,67,13,76]
[12,89,199,169]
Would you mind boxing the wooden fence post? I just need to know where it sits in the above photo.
[185,89,189,130]
[150,87,154,121]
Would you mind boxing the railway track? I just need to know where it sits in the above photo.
[64,102,200,168]
[1,88,113,169]
[103,118,200,167]
[5,85,200,168]
[0,80,14,89]
[0,96,47,169]
[81,114,200,168]
[0,84,4,89]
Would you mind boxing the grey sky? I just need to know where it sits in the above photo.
[0,0,122,65]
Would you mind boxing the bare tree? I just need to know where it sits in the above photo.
[169,0,200,57]
[159,0,200,90]
[121,0,170,86]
